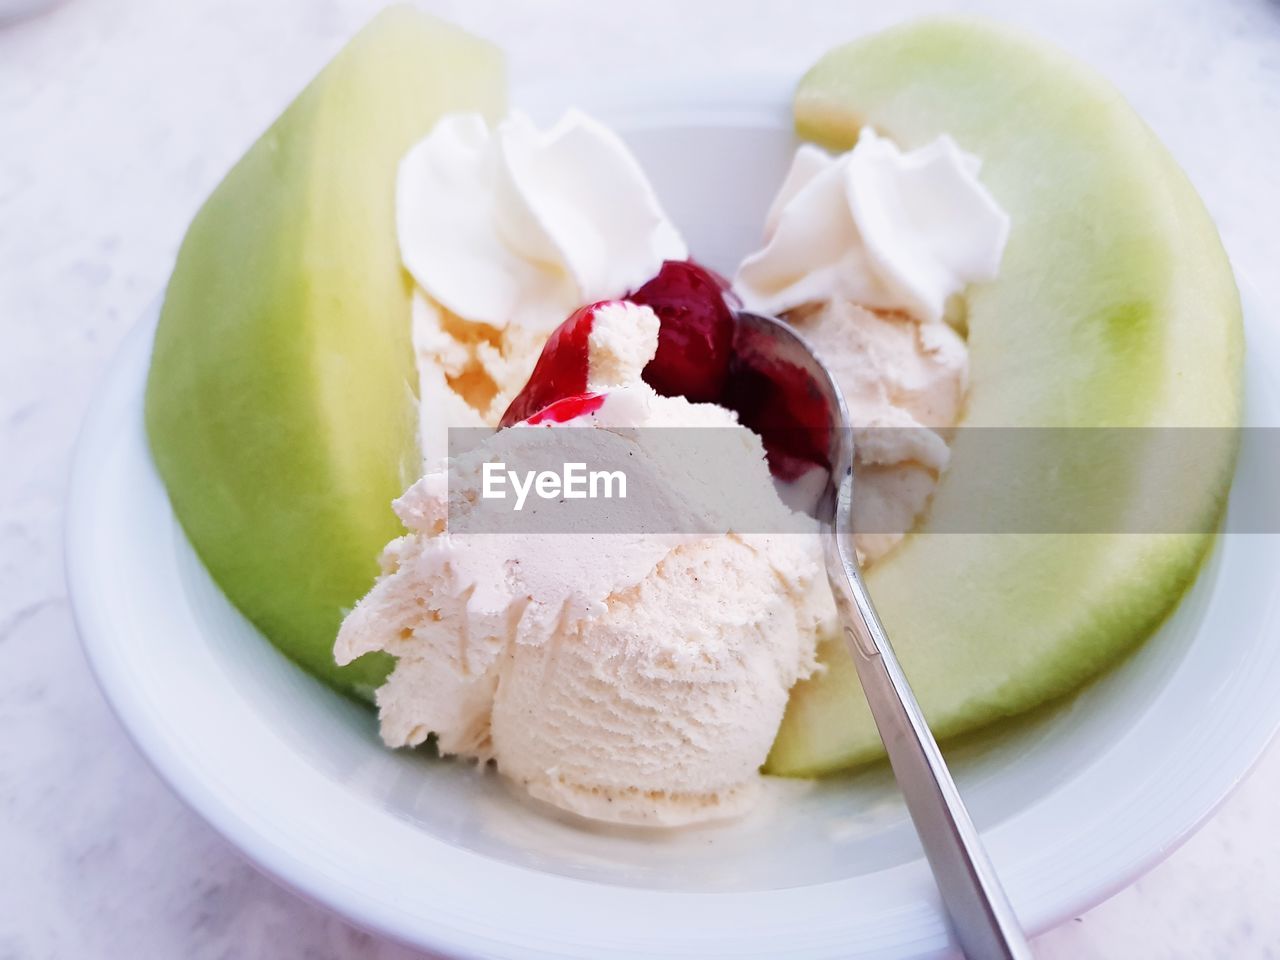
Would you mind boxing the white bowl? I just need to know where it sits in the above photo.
[67,87,1280,959]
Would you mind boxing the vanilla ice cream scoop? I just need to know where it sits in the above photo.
[736,129,1009,564]
[335,302,832,826]
[492,534,821,824]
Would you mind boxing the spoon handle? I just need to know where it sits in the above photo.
[824,520,1032,960]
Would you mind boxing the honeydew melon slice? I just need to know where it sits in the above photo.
[145,7,505,698]
[767,17,1242,775]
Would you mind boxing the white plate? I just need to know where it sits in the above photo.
[67,87,1280,959]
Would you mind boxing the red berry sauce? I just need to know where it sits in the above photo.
[496,259,829,481]
[498,302,601,428]
[523,392,606,425]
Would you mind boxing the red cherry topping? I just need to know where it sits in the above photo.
[630,260,736,404]
[499,261,736,427]
[497,260,827,482]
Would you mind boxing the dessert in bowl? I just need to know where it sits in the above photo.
[325,94,1020,824]
[73,5,1268,953]
[143,6,1241,827]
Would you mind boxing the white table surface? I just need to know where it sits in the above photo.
[2,0,1278,956]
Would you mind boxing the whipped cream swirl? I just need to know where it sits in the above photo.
[398,109,687,333]
[735,127,1009,322]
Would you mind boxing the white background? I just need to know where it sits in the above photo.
[2,0,1279,956]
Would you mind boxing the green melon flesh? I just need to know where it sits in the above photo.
[767,18,1242,775]
[145,7,505,699]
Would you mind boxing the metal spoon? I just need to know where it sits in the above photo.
[734,311,1033,960]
